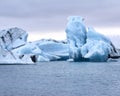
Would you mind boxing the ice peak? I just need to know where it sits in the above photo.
[67,16,84,22]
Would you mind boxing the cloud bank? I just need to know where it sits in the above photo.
[0,0,120,32]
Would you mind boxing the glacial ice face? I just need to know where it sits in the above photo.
[65,16,87,61]
[0,27,69,63]
[81,27,115,62]
[65,16,117,62]
[0,27,28,50]
[0,27,31,64]
[30,39,69,61]
[34,39,69,58]
[12,39,69,62]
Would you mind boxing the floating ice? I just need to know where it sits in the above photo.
[65,16,118,62]
[0,16,119,64]
[65,16,87,61]
[81,27,113,62]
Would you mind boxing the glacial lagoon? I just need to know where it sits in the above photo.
[0,59,120,96]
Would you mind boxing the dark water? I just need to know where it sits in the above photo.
[0,60,120,96]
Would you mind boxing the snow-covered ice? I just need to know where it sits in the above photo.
[0,27,28,50]
[0,27,31,64]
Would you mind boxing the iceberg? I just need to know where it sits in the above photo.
[12,39,69,62]
[65,16,118,62]
[34,39,69,60]
[81,27,116,62]
[0,16,119,64]
[65,16,87,61]
[0,27,28,50]
[0,27,69,64]
[0,27,33,64]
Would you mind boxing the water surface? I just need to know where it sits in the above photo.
[0,59,120,96]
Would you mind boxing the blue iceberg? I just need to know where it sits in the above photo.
[65,16,87,61]
[65,16,117,62]
[0,16,119,64]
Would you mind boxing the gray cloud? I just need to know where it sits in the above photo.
[0,0,120,31]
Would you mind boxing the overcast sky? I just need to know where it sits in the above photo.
[0,0,120,40]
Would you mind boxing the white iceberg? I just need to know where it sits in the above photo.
[0,27,33,64]
[0,27,28,50]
